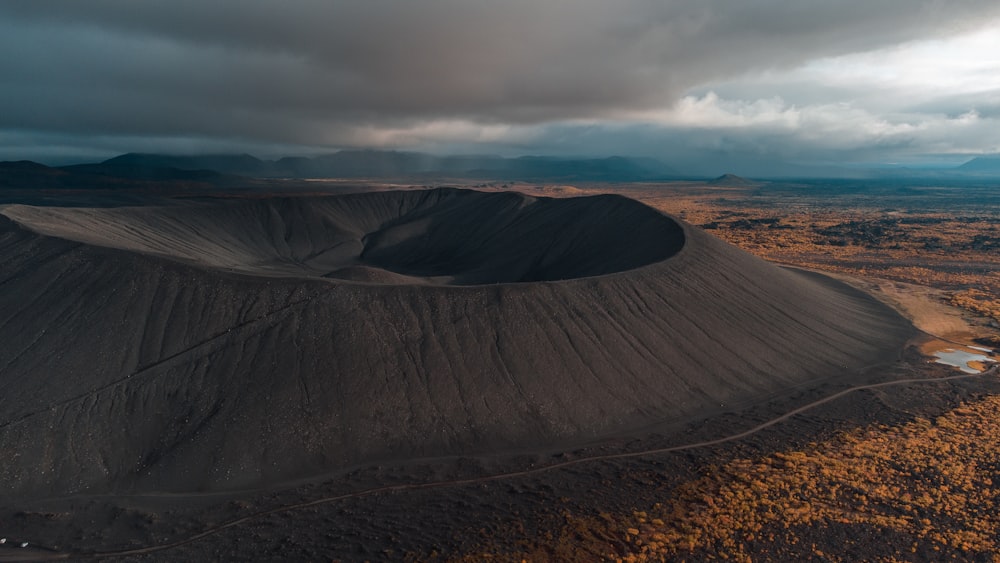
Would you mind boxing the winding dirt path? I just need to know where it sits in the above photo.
[6,367,995,561]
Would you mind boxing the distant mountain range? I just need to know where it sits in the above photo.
[94,151,681,181]
[3,151,1000,189]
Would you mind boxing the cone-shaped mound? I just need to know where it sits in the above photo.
[0,189,914,498]
[3,188,683,284]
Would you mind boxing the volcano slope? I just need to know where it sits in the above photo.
[0,188,913,499]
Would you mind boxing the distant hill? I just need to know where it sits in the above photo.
[957,156,1000,175]
[707,173,760,186]
[64,162,227,183]
[97,150,679,181]
[0,161,72,190]
[101,153,272,176]
[0,159,231,194]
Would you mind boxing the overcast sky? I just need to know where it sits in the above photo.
[2,1,1000,172]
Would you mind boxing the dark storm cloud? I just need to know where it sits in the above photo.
[2,0,1000,159]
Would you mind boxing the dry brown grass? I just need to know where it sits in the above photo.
[611,395,1000,561]
[457,393,1000,562]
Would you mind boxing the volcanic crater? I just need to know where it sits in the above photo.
[0,188,914,498]
[3,188,684,285]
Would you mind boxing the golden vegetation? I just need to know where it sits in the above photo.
[610,394,1000,561]
[456,393,1000,562]
[949,289,1000,324]
[621,397,1000,561]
